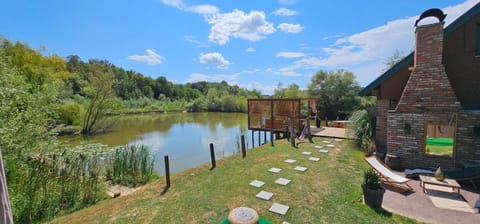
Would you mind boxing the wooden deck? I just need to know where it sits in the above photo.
[310,126,354,139]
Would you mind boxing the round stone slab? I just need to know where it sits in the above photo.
[228,207,259,224]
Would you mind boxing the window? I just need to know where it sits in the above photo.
[424,123,455,157]
[476,24,480,56]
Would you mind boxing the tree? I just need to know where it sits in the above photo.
[383,50,405,71]
[307,69,361,119]
[81,65,116,135]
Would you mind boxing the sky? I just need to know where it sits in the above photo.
[1,0,479,95]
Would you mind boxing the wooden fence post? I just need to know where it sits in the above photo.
[165,156,170,188]
[209,143,216,170]
[241,135,246,158]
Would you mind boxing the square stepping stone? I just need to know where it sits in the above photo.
[319,149,329,153]
[268,167,282,173]
[314,145,324,149]
[249,180,265,188]
[334,138,343,142]
[275,178,291,186]
[302,151,312,155]
[326,144,335,147]
[269,203,289,215]
[284,159,296,164]
[294,166,307,172]
[309,157,320,161]
[282,222,291,224]
[322,140,331,144]
[256,190,274,200]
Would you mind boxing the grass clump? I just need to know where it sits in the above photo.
[106,145,156,187]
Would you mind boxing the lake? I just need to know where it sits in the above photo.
[59,112,271,174]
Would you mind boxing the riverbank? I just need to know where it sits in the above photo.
[47,138,418,223]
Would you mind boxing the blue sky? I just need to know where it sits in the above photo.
[1,0,478,95]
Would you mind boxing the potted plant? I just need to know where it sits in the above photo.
[362,169,385,208]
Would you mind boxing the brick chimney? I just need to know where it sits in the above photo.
[395,21,461,113]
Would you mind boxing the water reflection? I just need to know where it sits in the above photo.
[59,112,270,174]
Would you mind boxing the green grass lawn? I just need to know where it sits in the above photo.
[47,138,419,224]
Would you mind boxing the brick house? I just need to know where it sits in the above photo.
[359,4,480,170]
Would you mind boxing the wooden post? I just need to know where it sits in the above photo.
[264,130,267,145]
[290,118,295,147]
[251,130,255,148]
[209,143,216,170]
[258,130,260,146]
[285,126,289,139]
[306,117,313,143]
[241,135,246,158]
[270,131,274,146]
[164,155,170,188]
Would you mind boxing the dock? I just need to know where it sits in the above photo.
[310,126,354,139]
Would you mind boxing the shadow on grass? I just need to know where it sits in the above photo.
[371,207,393,218]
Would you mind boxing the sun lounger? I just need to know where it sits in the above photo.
[365,156,413,192]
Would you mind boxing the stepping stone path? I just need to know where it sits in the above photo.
[257,139,338,219]
[249,180,265,188]
[284,159,296,164]
[275,178,291,186]
[256,190,274,200]
[294,166,307,172]
[268,167,282,173]
[269,203,290,215]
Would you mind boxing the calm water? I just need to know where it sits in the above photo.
[60,112,271,174]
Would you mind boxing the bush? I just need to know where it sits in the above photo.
[348,110,375,151]
[364,169,381,190]
[57,101,84,125]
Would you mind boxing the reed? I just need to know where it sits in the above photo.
[105,144,156,187]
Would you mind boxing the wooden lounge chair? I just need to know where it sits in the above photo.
[364,156,413,192]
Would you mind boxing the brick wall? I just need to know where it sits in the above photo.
[375,99,389,153]
[385,22,480,169]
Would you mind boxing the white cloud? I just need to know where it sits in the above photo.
[278,0,297,5]
[276,51,306,58]
[317,0,477,85]
[161,0,218,15]
[246,47,256,53]
[183,35,210,48]
[199,52,232,69]
[207,9,276,45]
[273,8,298,17]
[161,0,185,9]
[127,49,165,65]
[187,4,219,15]
[239,81,277,95]
[277,23,303,33]
[187,72,240,83]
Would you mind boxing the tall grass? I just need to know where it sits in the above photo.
[105,145,156,187]
[7,144,108,223]
[6,143,156,223]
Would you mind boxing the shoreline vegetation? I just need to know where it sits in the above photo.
[47,139,418,224]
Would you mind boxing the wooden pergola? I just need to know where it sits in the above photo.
[247,98,317,147]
